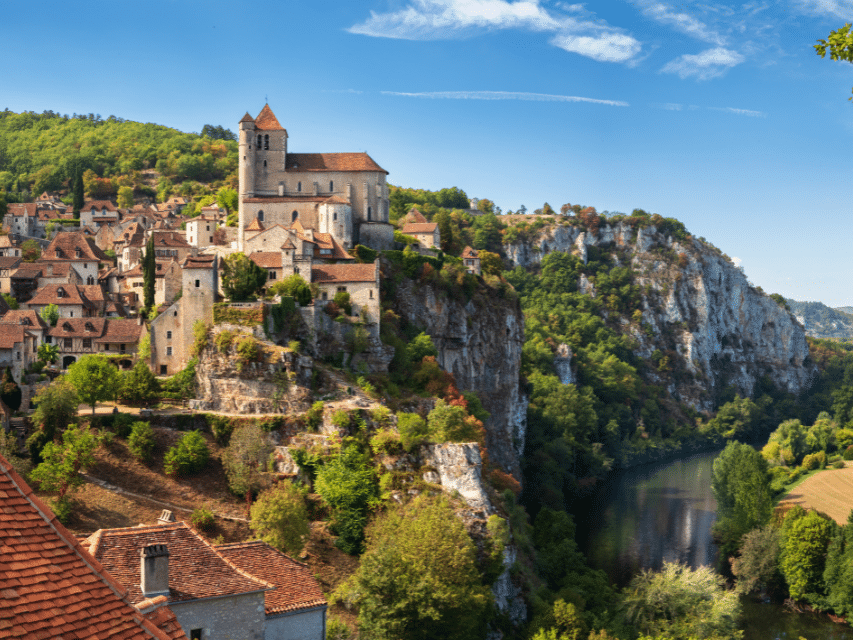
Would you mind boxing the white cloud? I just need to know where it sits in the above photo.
[348,0,642,63]
[660,47,745,80]
[381,90,630,106]
[651,102,684,110]
[792,0,853,19]
[732,256,743,268]
[708,106,767,117]
[640,2,726,45]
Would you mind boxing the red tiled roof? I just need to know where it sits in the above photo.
[255,104,285,131]
[96,319,144,344]
[84,522,272,605]
[84,199,119,212]
[323,195,350,205]
[240,112,254,123]
[0,236,16,248]
[311,233,353,260]
[0,453,175,640]
[249,252,282,269]
[182,255,216,269]
[150,231,190,248]
[44,231,110,262]
[7,202,38,217]
[285,152,387,174]
[124,259,176,278]
[11,266,42,279]
[0,309,49,331]
[28,284,97,308]
[0,323,30,349]
[216,541,327,615]
[137,597,187,640]
[0,256,21,269]
[246,217,265,231]
[49,318,107,339]
[402,223,438,234]
[312,263,376,284]
[462,246,479,259]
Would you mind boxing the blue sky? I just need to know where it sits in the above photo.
[3,0,853,305]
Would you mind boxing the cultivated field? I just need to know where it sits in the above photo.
[778,466,853,524]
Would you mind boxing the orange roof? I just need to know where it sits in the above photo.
[402,223,438,234]
[182,255,216,269]
[217,541,327,615]
[312,263,376,284]
[311,233,353,260]
[124,259,176,278]
[0,323,31,349]
[28,283,98,308]
[44,231,110,262]
[285,152,387,174]
[84,199,118,212]
[49,318,107,339]
[246,217,265,231]
[0,454,175,640]
[137,598,187,640]
[323,195,350,205]
[240,112,254,123]
[249,252,282,269]
[96,318,144,344]
[461,246,479,259]
[84,522,272,605]
[254,104,285,131]
[0,309,49,331]
[242,196,328,204]
[405,207,428,223]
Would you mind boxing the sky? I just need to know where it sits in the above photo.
[3,0,853,305]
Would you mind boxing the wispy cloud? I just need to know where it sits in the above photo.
[639,2,726,45]
[381,90,630,106]
[650,102,766,116]
[791,0,853,19]
[708,106,767,117]
[661,47,745,80]
[651,102,684,110]
[348,0,642,63]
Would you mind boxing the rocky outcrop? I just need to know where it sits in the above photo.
[421,443,493,513]
[386,260,526,477]
[505,220,815,410]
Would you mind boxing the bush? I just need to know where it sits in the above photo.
[164,431,210,476]
[221,424,273,497]
[127,421,155,462]
[370,429,402,456]
[844,445,853,461]
[191,506,215,532]
[235,335,259,371]
[250,481,310,556]
[109,413,135,438]
[215,330,235,353]
[305,401,324,430]
[207,414,235,446]
[398,412,428,452]
[802,451,826,471]
[118,361,160,407]
[833,460,846,469]
[331,410,350,430]
[333,291,352,315]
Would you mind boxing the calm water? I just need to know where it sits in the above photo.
[578,450,852,639]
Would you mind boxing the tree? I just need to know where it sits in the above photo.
[117,361,159,406]
[816,25,853,99]
[711,441,773,555]
[21,239,40,262]
[216,186,238,213]
[30,423,104,521]
[221,424,273,498]
[127,420,155,462]
[0,368,21,413]
[164,430,210,476]
[268,274,312,305]
[779,507,835,601]
[2,294,17,310]
[338,494,491,640]
[621,561,741,639]
[65,355,120,414]
[249,481,310,557]
[117,185,134,208]
[222,252,267,302]
[72,169,84,214]
[38,342,59,364]
[479,250,503,277]
[27,380,79,462]
[142,236,155,313]
[39,303,59,327]
[731,525,783,596]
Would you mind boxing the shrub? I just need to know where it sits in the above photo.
[370,428,402,456]
[833,460,846,469]
[215,330,235,353]
[398,412,429,452]
[331,410,350,430]
[191,321,209,357]
[164,431,210,476]
[333,291,352,315]
[305,401,324,430]
[221,424,273,497]
[127,421,155,462]
[370,405,391,425]
[235,335,259,371]
[250,481,310,556]
[357,376,375,396]
[801,451,826,471]
[191,506,215,532]
[207,414,235,446]
[118,361,160,407]
[844,445,853,461]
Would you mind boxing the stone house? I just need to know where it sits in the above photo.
[186,215,218,248]
[0,454,187,640]
[461,246,481,276]
[0,323,37,381]
[84,521,272,640]
[150,230,194,263]
[401,221,440,249]
[79,200,119,228]
[312,261,381,322]
[237,104,393,252]
[49,317,146,369]
[0,256,21,294]
[0,235,22,258]
[0,310,50,349]
[244,223,292,254]
[40,231,111,284]
[27,283,105,318]
[122,259,182,309]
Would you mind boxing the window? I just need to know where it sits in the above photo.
[75,249,81,258]
[15,351,20,361]
[369,290,373,299]
[333,212,337,221]
[190,630,202,640]
[258,210,264,222]
[337,286,347,293]
[64,338,72,349]
[257,134,262,148]
[264,134,269,150]
[195,279,200,288]
[291,211,298,223]
[160,365,168,375]
[84,322,94,332]
[263,160,267,167]
[57,287,65,298]
[297,182,301,192]
[173,310,178,317]
[166,347,172,356]
[269,271,276,280]
[367,206,372,221]
[166,331,172,339]
[329,181,334,192]
[321,291,328,301]
[69,311,74,318]
[82,338,92,349]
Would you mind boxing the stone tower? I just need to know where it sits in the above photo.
[238,112,256,252]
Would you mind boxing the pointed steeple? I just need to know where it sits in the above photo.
[255,104,284,131]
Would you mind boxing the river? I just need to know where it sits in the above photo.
[577,450,852,639]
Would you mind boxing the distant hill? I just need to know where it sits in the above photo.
[786,299,853,340]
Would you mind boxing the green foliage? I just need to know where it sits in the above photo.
[823,517,853,616]
[21,240,40,262]
[39,303,59,327]
[160,358,197,399]
[305,401,324,430]
[269,274,312,306]
[37,342,58,364]
[222,252,267,302]
[164,431,210,476]
[703,396,765,441]
[142,237,155,313]
[426,399,482,444]
[711,442,773,556]
[235,334,260,371]
[406,332,438,365]
[250,481,310,556]
[2,294,18,310]
[315,445,378,554]
[221,424,273,497]
[780,507,836,601]
[352,244,378,263]
[191,321,209,357]
[398,412,429,452]
[118,361,160,406]
[190,505,215,532]
[31,424,104,503]
[66,355,120,414]
[214,329,235,353]
[337,494,491,640]
[333,291,352,315]
[731,525,783,595]
[326,617,353,640]
[127,421,155,462]
[621,561,742,640]
[816,23,853,99]
[212,303,264,326]
[0,368,21,412]
[28,380,79,462]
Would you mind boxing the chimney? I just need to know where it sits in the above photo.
[140,544,170,597]
[157,509,175,525]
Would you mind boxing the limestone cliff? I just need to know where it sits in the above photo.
[383,259,527,477]
[505,220,814,410]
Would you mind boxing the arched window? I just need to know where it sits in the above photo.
[297,182,301,192]
[292,211,298,223]
[367,206,372,221]
[329,181,334,192]
[258,210,264,222]
[257,134,262,148]
[333,212,337,221]
[264,134,269,150]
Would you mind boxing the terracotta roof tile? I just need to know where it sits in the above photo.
[242,196,327,204]
[83,200,118,212]
[0,453,174,640]
[95,319,144,344]
[323,195,350,205]
[150,231,190,248]
[0,310,49,331]
[312,263,376,284]
[0,256,21,269]
[11,266,42,279]
[28,284,98,308]
[85,522,272,604]
[254,104,285,131]
[402,223,438,234]
[216,541,327,615]
[240,112,254,123]
[285,152,387,174]
[246,217,265,231]
[311,233,353,260]
[124,259,176,278]
[43,231,110,262]
[249,252,282,269]
[0,323,29,349]
[49,318,107,339]
[182,255,216,269]
[461,246,479,259]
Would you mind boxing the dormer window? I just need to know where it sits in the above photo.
[62,321,72,331]
[85,322,95,332]
[57,287,65,298]
[75,248,81,258]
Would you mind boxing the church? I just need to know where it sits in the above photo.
[237,104,394,252]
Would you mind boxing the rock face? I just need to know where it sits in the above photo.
[505,220,815,410]
[387,261,527,477]
[191,326,313,414]
[786,299,853,340]
[421,443,493,513]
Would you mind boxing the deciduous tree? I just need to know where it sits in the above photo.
[222,252,267,302]
[27,380,79,461]
[65,354,120,414]
[250,481,310,556]
[39,303,59,327]
[222,424,273,498]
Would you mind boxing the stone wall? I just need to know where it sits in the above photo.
[169,591,266,640]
